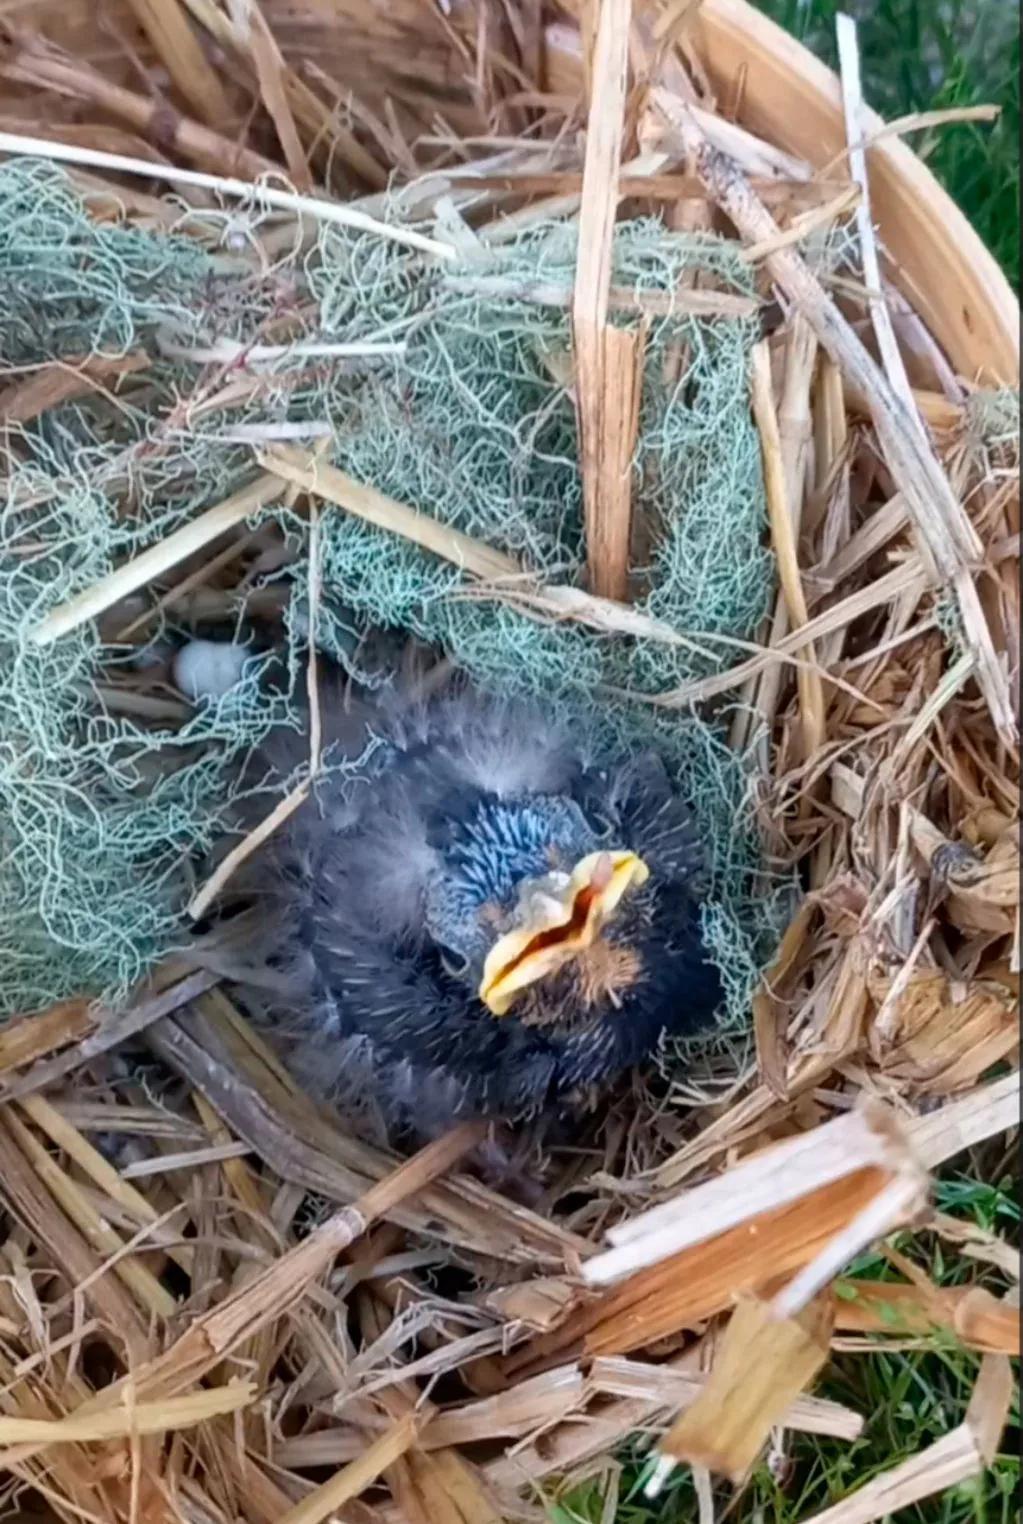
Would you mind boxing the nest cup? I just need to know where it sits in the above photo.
[0,2,1018,1521]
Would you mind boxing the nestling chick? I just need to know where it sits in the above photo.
[208,665,723,1139]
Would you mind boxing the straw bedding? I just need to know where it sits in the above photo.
[0,2,1018,1521]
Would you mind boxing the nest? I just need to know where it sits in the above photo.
[0,2,1018,1521]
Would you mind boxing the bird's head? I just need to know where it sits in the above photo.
[478,850,649,1016]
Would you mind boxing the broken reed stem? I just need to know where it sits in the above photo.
[588,1100,924,1282]
[0,968,217,1103]
[572,0,636,602]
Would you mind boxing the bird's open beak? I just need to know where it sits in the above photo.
[479,850,649,1016]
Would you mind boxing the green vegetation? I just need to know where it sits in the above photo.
[761,0,1019,288]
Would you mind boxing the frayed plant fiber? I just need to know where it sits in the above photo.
[2,159,785,1024]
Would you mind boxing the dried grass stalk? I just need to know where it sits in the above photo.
[0,351,148,425]
[0,968,216,1103]
[572,0,636,601]
[258,446,522,582]
[0,1381,254,1450]
[29,475,284,647]
[750,334,824,768]
[0,999,93,1077]
[0,131,456,257]
[1,42,273,181]
[278,1415,420,1523]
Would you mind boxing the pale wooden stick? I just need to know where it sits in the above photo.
[816,104,1002,180]
[571,0,636,602]
[0,132,455,260]
[29,475,284,647]
[247,4,312,191]
[907,1071,1019,1169]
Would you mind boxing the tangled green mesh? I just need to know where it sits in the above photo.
[1,158,786,1024]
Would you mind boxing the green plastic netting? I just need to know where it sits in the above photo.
[1,158,787,1026]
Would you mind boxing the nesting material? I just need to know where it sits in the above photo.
[652,1292,835,1486]
[0,1,1018,1522]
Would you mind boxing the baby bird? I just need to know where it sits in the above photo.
[207,662,722,1139]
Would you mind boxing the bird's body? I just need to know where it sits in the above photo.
[214,669,722,1139]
